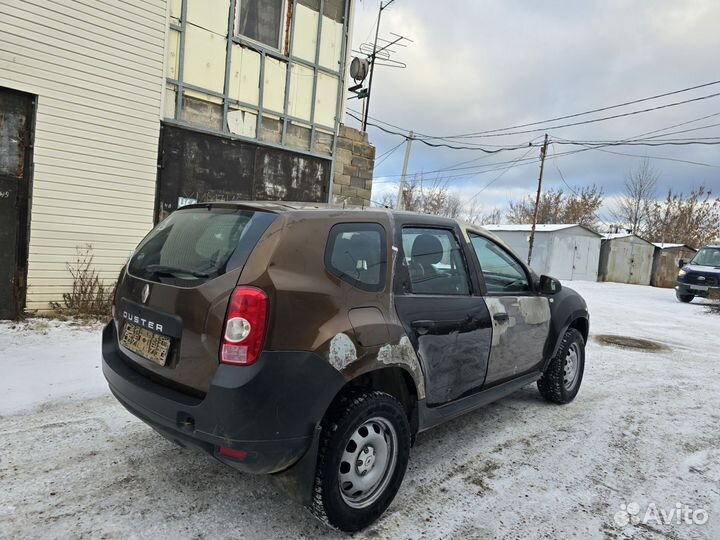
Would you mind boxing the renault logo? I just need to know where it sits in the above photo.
[141,284,150,304]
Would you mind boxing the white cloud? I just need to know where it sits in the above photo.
[350,0,720,211]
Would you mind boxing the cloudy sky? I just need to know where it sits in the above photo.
[344,0,720,219]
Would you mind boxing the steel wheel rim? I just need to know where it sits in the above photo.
[338,416,398,509]
[563,342,581,391]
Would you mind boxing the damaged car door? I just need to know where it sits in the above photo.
[394,224,493,406]
[468,232,551,386]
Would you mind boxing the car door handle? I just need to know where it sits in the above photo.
[493,313,509,323]
[411,319,436,334]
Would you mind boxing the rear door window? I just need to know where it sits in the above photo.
[128,208,276,285]
[325,223,386,291]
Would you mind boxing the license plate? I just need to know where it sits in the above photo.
[121,323,171,366]
[692,285,709,291]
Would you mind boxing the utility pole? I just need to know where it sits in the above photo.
[361,0,395,131]
[527,134,549,266]
[396,131,413,210]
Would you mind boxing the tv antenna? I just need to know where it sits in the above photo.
[347,0,412,131]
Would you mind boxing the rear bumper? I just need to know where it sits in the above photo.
[676,282,720,297]
[102,323,345,474]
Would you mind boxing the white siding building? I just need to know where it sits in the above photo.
[0,0,359,317]
[0,0,168,315]
[484,224,602,282]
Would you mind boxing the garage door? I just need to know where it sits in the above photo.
[0,88,34,319]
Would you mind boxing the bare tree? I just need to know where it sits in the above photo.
[463,201,503,225]
[506,184,603,229]
[610,158,658,234]
[478,208,503,226]
[380,175,463,217]
[643,185,720,248]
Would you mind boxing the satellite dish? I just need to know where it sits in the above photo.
[350,57,370,83]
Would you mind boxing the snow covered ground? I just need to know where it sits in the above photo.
[1,283,719,539]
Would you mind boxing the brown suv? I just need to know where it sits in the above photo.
[102,202,589,531]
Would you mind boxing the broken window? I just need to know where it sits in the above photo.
[237,0,285,49]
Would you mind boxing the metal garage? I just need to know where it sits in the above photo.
[483,224,602,281]
[651,243,697,288]
[598,233,655,285]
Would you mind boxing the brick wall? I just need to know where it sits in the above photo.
[332,125,375,206]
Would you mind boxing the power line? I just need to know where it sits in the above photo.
[570,144,720,168]
[374,140,405,168]
[554,138,720,148]
[437,91,720,139]
[432,79,720,139]
[464,145,539,206]
[373,135,547,179]
[548,143,612,228]
[347,111,541,152]
[624,111,720,139]
[349,81,720,142]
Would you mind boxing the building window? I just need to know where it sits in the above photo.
[237,0,285,49]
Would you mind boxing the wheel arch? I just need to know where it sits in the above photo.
[568,316,589,344]
[331,366,420,436]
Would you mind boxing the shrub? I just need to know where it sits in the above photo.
[50,245,115,319]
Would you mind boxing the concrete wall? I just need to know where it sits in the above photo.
[332,124,375,206]
[0,0,167,312]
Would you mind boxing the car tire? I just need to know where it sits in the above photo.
[537,328,585,404]
[309,390,411,532]
[676,292,694,303]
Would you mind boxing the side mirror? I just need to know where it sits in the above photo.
[540,275,562,295]
[678,259,686,269]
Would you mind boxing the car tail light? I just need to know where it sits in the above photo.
[220,287,268,366]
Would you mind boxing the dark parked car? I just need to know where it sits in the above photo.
[676,245,720,302]
[102,202,589,531]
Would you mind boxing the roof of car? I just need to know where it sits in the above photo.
[179,201,468,222]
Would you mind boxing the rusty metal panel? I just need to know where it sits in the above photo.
[157,126,255,221]
[0,178,19,318]
[157,125,330,220]
[0,89,29,179]
[651,246,697,288]
[253,146,328,202]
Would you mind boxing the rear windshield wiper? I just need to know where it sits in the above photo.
[145,264,210,278]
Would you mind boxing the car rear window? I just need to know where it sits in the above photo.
[128,208,276,285]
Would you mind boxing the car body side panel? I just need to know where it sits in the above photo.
[483,296,551,386]
[394,295,492,405]
[237,210,427,400]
